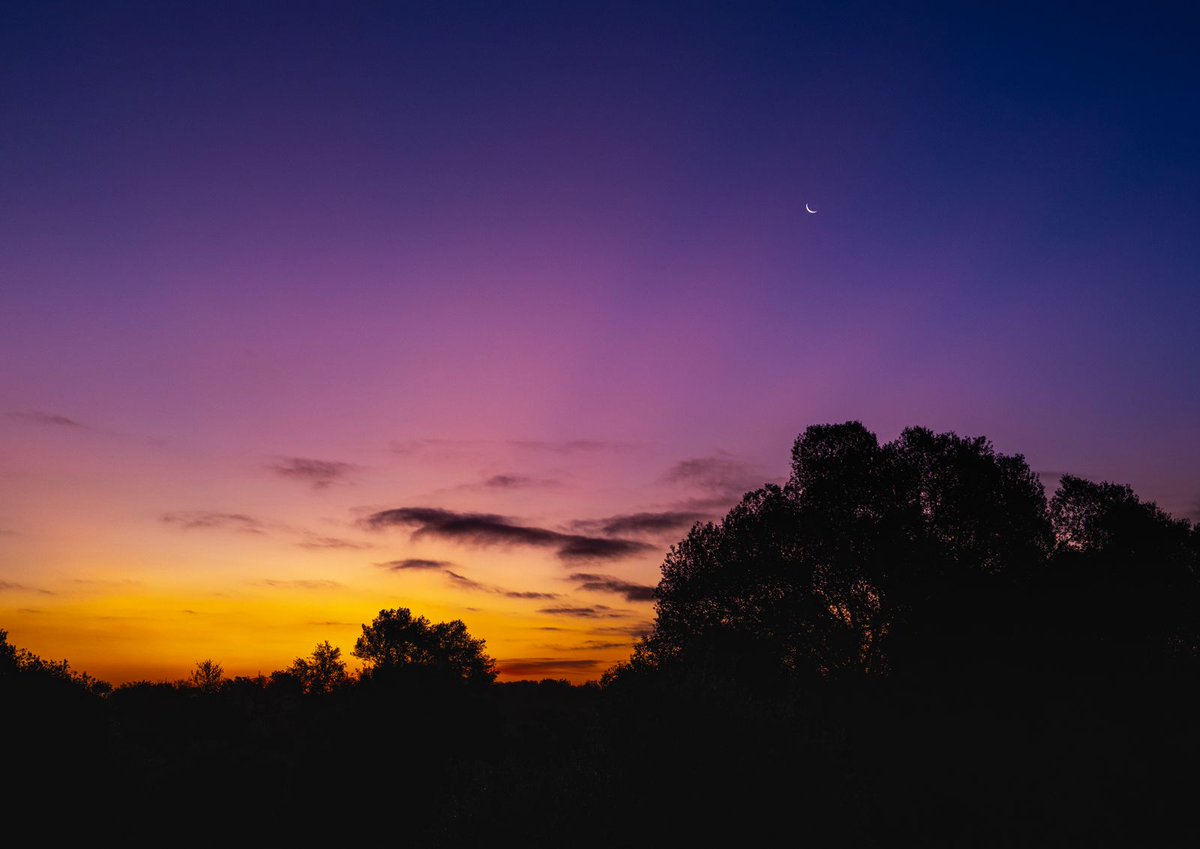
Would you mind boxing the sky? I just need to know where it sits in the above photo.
[2,1,1197,684]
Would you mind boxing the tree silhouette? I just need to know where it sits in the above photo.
[353,608,497,686]
[188,659,224,693]
[1047,474,1200,663]
[287,640,349,694]
[642,422,1053,681]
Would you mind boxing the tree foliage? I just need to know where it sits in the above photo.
[0,628,111,694]
[634,421,1197,684]
[287,640,349,694]
[188,659,224,693]
[353,608,497,686]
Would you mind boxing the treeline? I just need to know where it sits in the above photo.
[4,423,1200,845]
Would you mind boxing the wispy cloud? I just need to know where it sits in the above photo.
[571,511,706,538]
[537,604,628,619]
[452,472,563,492]
[362,507,652,562]
[377,558,455,571]
[592,623,654,637]
[162,511,267,534]
[261,579,342,590]
[496,658,605,677]
[297,534,371,550]
[70,578,143,588]
[664,452,766,507]
[540,639,631,651]
[505,439,629,454]
[445,569,553,599]
[568,572,655,602]
[376,557,558,599]
[483,473,561,489]
[270,457,358,489]
[0,581,55,595]
[9,410,84,428]
[392,438,629,460]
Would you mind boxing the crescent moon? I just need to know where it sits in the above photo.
[805,203,817,214]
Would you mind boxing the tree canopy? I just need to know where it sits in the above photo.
[353,608,497,686]
[633,422,1198,684]
[287,640,349,694]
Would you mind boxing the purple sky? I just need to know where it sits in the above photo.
[2,2,1197,681]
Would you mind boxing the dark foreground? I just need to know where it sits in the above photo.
[5,661,1198,846]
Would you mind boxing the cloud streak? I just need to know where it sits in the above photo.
[444,570,559,600]
[261,579,342,590]
[496,658,605,677]
[270,457,357,489]
[572,511,706,537]
[664,452,769,508]
[362,507,652,562]
[375,557,558,599]
[377,558,455,571]
[0,581,55,595]
[568,572,656,602]
[537,604,627,619]
[297,535,370,550]
[162,512,266,534]
[9,410,84,428]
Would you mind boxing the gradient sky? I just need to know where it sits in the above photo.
[3,1,1197,683]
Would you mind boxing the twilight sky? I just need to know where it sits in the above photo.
[2,2,1197,683]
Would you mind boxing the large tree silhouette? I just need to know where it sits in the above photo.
[353,608,497,686]
[636,422,1105,682]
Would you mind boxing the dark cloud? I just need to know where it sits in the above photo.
[377,558,454,571]
[310,620,357,626]
[445,570,559,600]
[377,556,557,599]
[0,581,54,595]
[391,438,479,456]
[445,570,485,590]
[537,604,626,619]
[162,511,266,534]
[484,474,535,488]
[664,453,766,505]
[297,535,371,550]
[572,511,707,537]
[578,640,630,650]
[541,640,631,651]
[454,473,563,492]
[496,658,604,677]
[9,410,84,428]
[568,572,656,602]
[270,457,357,489]
[261,579,342,590]
[592,623,654,637]
[362,507,653,562]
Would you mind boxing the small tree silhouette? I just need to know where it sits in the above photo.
[188,659,224,693]
[287,640,349,694]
